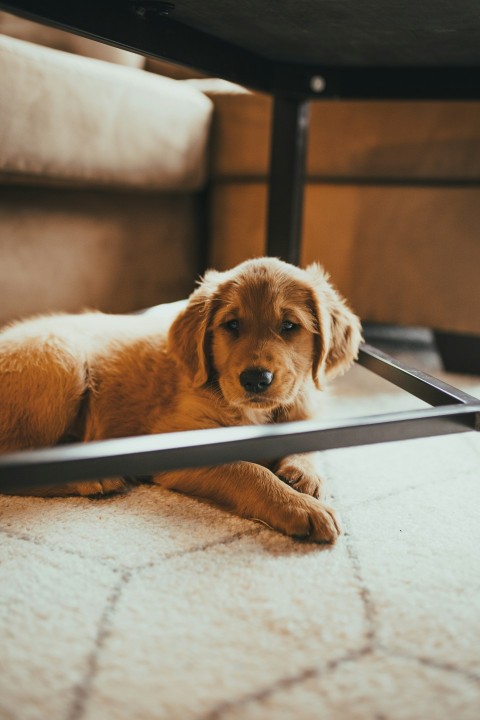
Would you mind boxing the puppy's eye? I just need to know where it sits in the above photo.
[281,320,298,333]
[224,319,240,332]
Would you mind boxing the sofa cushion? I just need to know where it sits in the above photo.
[0,34,213,190]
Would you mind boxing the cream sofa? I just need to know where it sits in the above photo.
[0,13,212,325]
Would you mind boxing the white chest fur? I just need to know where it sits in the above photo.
[240,406,271,425]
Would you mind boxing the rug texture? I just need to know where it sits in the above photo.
[1,347,479,720]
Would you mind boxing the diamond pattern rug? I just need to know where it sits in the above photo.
[1,346,479,720]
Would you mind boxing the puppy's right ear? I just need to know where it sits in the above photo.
[167,271,221,387]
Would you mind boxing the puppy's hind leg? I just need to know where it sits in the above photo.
[0,325,138,498]
[0,332,88,454]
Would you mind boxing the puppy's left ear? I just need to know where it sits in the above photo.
[305,263,363,387]
[167,270,222,387]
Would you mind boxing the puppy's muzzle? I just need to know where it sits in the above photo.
[239,368,274,394]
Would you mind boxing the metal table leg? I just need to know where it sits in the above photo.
[266,96,310,264]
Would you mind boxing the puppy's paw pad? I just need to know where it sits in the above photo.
[90,477,136,496]
[49,477,136,497]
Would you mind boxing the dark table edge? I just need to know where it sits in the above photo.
[2,0,480,99]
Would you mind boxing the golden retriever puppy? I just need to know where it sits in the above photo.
[0,258,362,543]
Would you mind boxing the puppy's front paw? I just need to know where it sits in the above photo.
[272,494,341,544]
[275,455,324,499]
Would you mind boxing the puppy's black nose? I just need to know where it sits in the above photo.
[239,368,274,394]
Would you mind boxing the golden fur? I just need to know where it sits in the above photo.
[0,258,362,543]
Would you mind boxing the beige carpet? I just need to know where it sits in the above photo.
[1,342,480,720]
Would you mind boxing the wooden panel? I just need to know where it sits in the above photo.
[203,85,271,179]
[209,182,267,269]
[209,181,480,334]
[205,88,480,180]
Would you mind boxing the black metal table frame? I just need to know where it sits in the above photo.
[0,0,479,492]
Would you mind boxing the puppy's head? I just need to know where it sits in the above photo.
[168,258,362,410]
